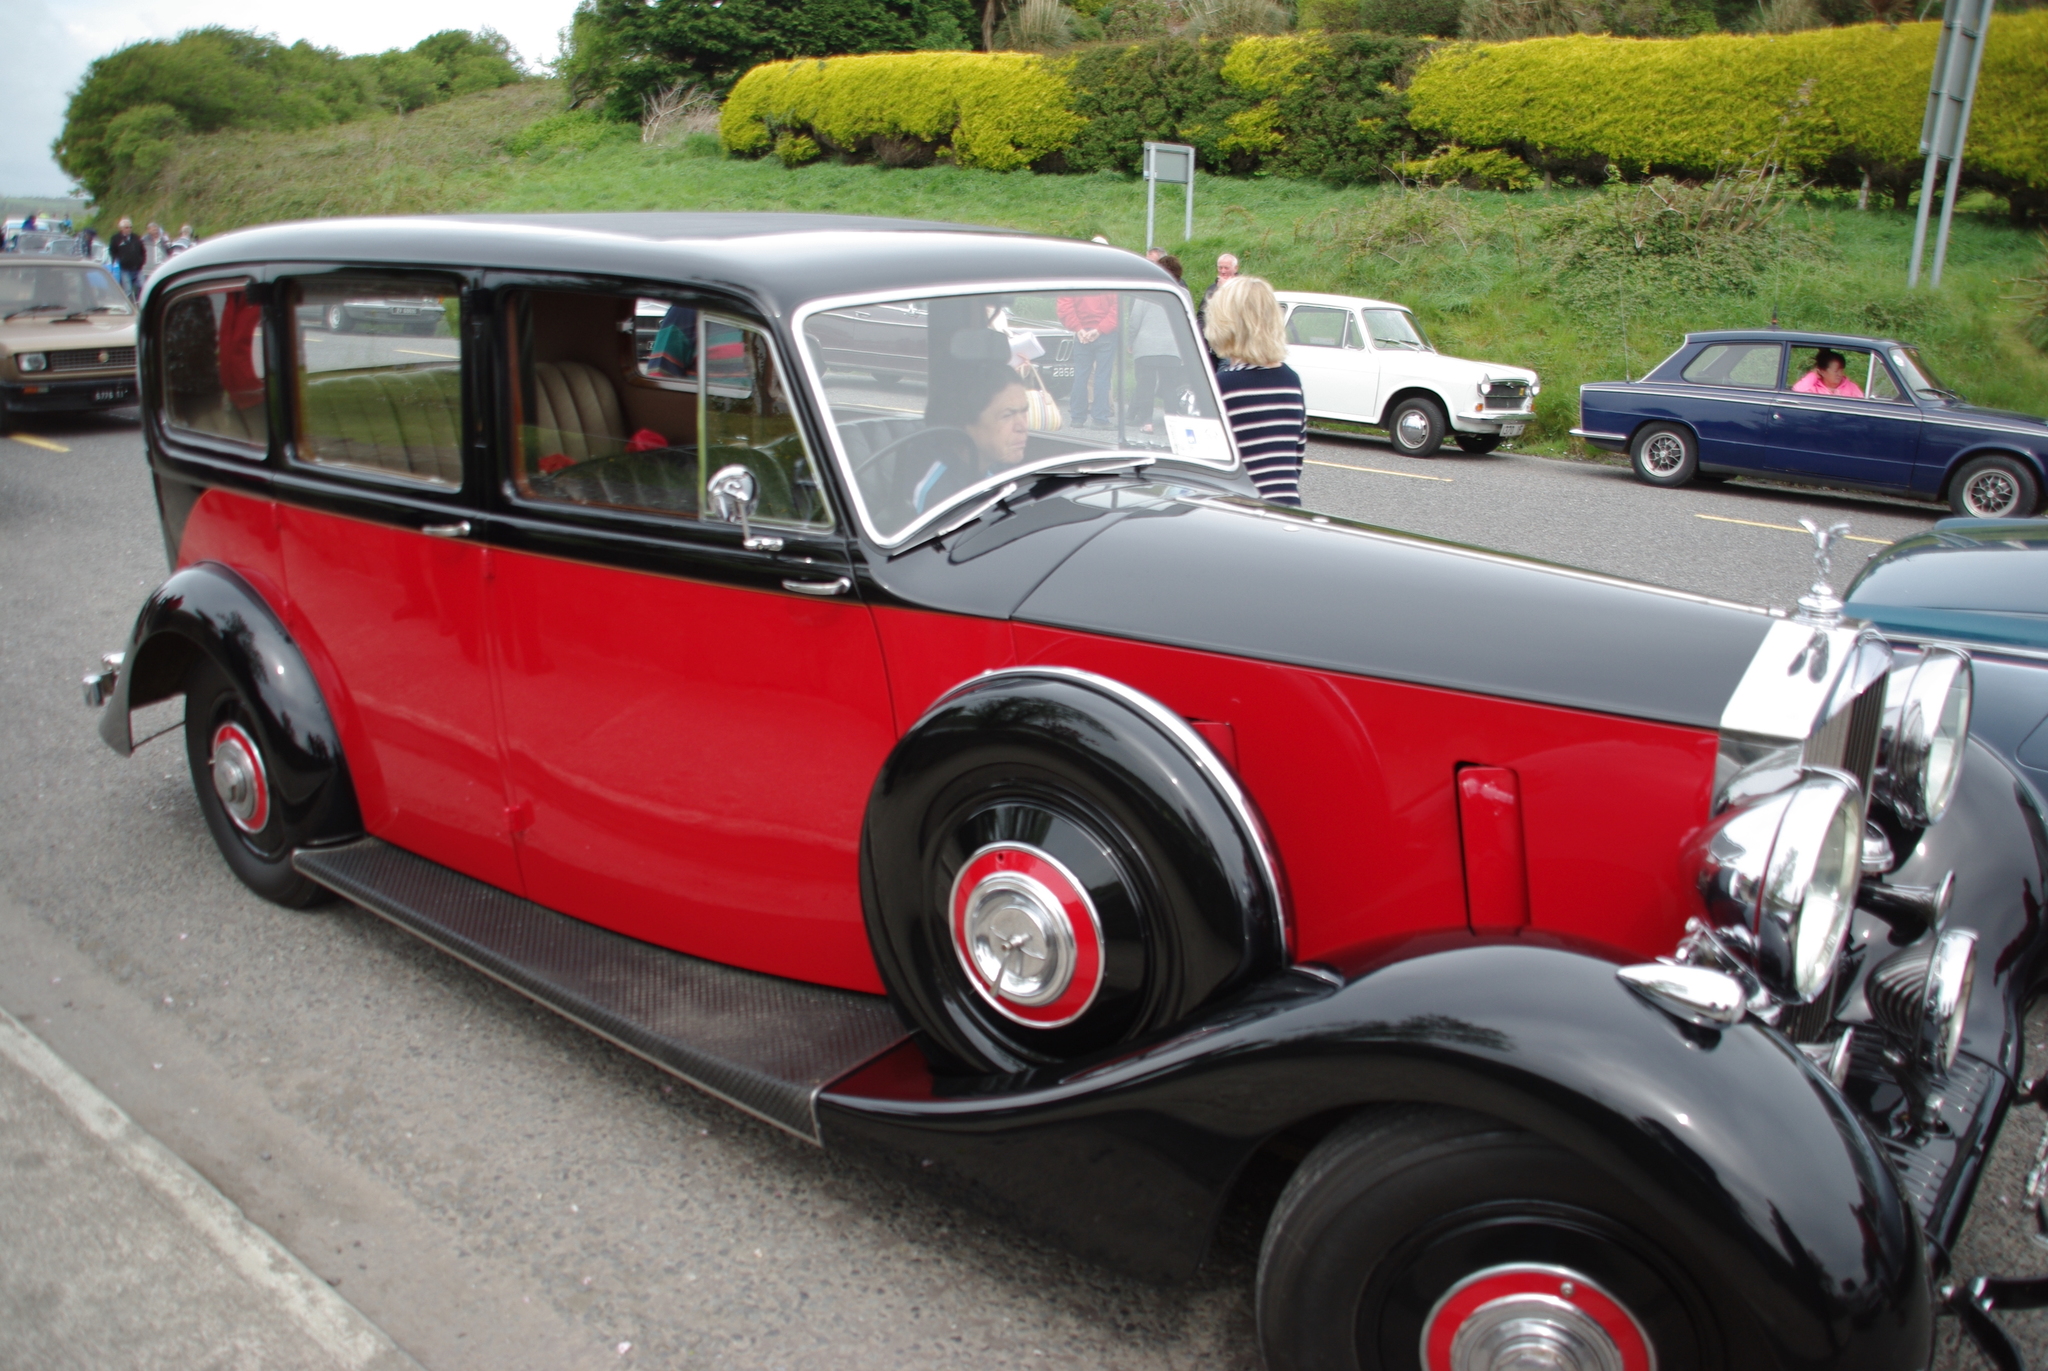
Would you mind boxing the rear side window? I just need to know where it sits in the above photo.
[289,275,463,487]
[1285,306,1348,348]
[160,283,267,451]
[1681,343,1782,389]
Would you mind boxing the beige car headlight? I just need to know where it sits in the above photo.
[17,352,47,372]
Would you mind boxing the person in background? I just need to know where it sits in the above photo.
[1205,275,1306,507]
[1792,347,1864,398]
[77,226,98,261]
[169,224,197,255]
[1198,253,1239,332]
[109,218,145,296]
[1057,290,1119,428]
[21,213,38,232]
[140,223,168,286]
[1145,246,1165,264]
[1124,255,1191,433]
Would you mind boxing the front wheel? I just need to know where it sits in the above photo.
[1387,397,1447,458]
[1257,1106,1717,1371]
[185,657,331,908]
[1950,454,2042,518]
[1454,433,1502,454]
[325,304,352,334]
[1630,423,1698,487]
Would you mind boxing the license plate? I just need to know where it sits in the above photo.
[94,389,128,402]
[389,308,417,316]
[1500,423,1525,437]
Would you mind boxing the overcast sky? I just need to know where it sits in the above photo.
[3,0,579,198]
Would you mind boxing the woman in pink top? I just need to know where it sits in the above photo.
[1793,348,1864,397]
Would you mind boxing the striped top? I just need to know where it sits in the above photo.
[1216,362,1307,507]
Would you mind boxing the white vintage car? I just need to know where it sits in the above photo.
[1275,291,1539,457]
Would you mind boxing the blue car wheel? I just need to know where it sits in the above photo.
[1631,423,1698,488]
[1950,455,2041,519]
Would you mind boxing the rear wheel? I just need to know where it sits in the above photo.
[325,304,351,334]
[1257,1106,1717,1371]
[1630,423,1698,487]
[1454,433,1503,454]
[1387,397,1448,458]
[184,657,331,908]
[1950,454,2041,518]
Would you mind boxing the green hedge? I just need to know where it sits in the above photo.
[1407,12,2048,203]
[721,51,1082,171]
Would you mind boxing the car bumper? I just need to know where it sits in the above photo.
[1570,426,1629,452]
[3,375,137,414]
[1453,408,1536,435]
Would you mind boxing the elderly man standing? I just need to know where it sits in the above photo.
[1198,254,1239,329]
[108,218,146,297]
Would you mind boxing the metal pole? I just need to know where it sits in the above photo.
[1909,0,1960,287]
[1929,0,1993,288]
[1184,171,1194,243]
[1146,176,1157,253]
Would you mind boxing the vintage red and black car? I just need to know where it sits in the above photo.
[85,213,2048,1370]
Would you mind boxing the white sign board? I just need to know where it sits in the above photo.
[1142,142,1196,250]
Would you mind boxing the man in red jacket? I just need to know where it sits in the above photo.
[1057,292,1119,428]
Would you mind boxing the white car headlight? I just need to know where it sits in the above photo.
[1874,647,1971,827]
[17,352,47,372]
[1692,770,1865,1003]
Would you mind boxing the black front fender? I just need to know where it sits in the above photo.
[821,940,1928,1368]
[99,562,360,842]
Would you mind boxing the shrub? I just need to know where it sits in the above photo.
[1536,168,1811,306]
[999,0,1079,49]
[1355,0,1466,34]
[721,51,1084,171]
[1407,12,2048,211]
[1397,143,1535,189]
[507,109,637,156]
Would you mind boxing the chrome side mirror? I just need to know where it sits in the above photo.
[707,463,782,552]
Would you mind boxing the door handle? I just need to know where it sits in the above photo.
[421,520,471,538]
[782,576,852,597]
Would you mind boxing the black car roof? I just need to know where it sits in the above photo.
[149,213,1172,315]
[1682,328,1908,350]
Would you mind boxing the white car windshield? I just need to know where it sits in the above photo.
[802,288,1233,544]
[1361,308,1431,351]
[0,264,132,318]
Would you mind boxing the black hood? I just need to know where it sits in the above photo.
[939,487,1776,731]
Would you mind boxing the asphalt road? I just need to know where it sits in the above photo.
[1,409,2039,1370]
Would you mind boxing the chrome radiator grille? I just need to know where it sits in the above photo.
[49,346,136,373]
[1803,674,1886,790]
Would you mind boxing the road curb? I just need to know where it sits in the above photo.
[0,1005,422,1371]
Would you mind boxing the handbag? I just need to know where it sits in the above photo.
[1019,363,1064,432]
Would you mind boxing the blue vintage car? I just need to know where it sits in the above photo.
[1846,517,2048,801]
[1575,330,2048,518]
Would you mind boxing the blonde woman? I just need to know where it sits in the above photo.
[1204,274,1306,506]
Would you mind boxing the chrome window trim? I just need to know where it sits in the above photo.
[790,279,1240,549]
[920,665,1290,957]
[1880,633,2048,667]
[1569,428,1627,443]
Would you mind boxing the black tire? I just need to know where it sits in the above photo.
[184,656,331,908]
[325,304,352,334]
[1949,454,2042,518]
[1630,422,1698,487]
[869,370,906,387]
[1385,396,1447,457]
[1258,1106,1719,1371]
[1453,433,1503,454]
[862,673,1282,1075]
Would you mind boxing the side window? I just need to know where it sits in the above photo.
[1342,313,1368,350]
[1787,344,1897,402]
[1681,343,1782,389]
[290,275,462,487]
[160,283,268,451]
[1285,306,1348,348]
[702,317,832,529]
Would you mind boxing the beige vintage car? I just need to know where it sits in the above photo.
[0,257,138,427]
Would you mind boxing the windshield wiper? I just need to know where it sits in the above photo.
[59,305,126,321]
[4,303,68,320]
[1029,451,1159,480]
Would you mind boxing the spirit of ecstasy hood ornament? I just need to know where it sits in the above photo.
[1793,517,1851,626]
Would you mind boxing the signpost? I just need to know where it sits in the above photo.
[1908,0,1995,288]
[1143,142,1196,252]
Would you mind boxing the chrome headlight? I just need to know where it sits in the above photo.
[1874,647,1971,827]
[17,352,47,372]
[1692,771,1865,1003]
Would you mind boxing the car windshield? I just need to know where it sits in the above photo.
[802,287,1233,544]
[0,264,131,318]
[1889,346,1959,402]
[1361,308,1431,351]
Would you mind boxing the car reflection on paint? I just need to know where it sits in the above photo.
[295,295,447,337]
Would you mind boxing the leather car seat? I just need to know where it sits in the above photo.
[531,360,626,461]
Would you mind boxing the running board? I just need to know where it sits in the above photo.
[292,838,909,1143]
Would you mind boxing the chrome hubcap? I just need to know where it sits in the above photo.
[1966,470,2016,516]
[1397,410,1430,446]
[210,723,269,834]
[1642,433,1685,475]
[949,843,1105,1028]
[1423,1265,1651,1371]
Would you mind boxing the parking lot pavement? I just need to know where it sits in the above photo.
[0,1006,419,1371]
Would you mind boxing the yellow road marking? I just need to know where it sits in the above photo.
[7,434,68,452]
[1307,457,1453,483]
[395,349,457,360]
[1693,513,1889,544]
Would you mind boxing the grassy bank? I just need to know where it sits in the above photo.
[129,81,2048,448]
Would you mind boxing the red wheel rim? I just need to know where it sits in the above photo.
[949,843,1104,1028]
[1421,1263,1654,1371]
[209,722,270,835]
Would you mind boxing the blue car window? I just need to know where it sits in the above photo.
[1681,343,1781,388]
